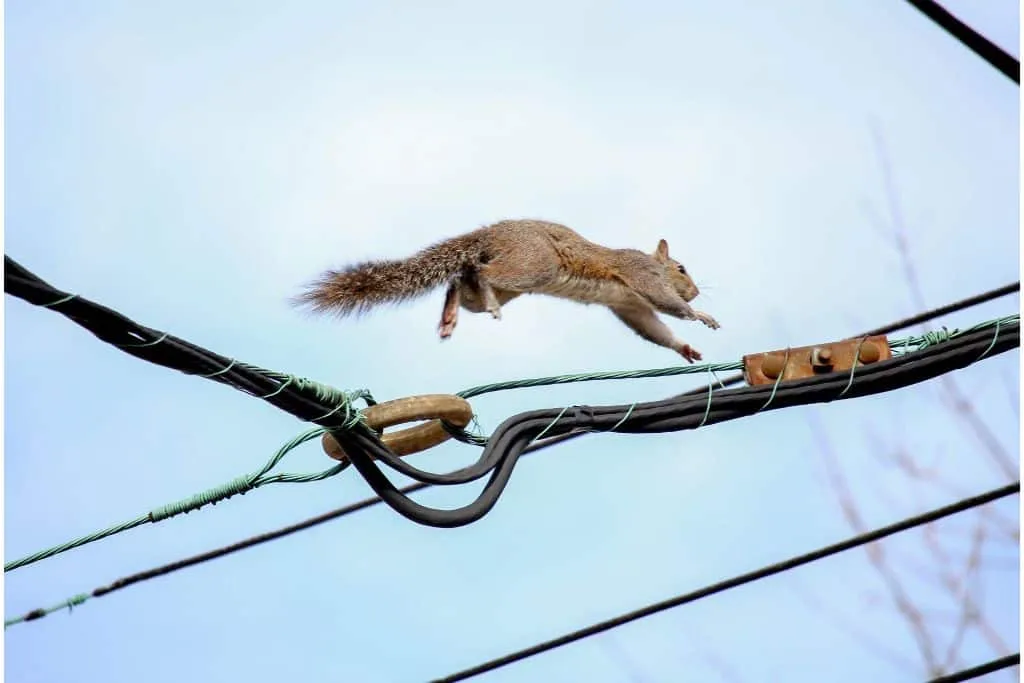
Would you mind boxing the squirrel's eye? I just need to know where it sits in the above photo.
[677,264,687,275]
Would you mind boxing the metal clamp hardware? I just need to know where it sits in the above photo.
[322,394,474,461]
[743,335,892,386]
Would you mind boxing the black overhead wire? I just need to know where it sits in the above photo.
[3,258,378,436]
[8,433,572,623]
[4,280,1019,622]
[926,653,1020,683]
[431,483,1021,682]
[9,256,1018,530]
[854,282,1020,336]
[903,0,1020,84]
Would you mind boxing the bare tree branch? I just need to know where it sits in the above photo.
[937,377,1018,480]
[868,124,1017,481]
[809,414,942,675]
[675,624,748,683]
[941,520,987,670]
[788,578,918,671]
[596,634,654,683]
[797,123,1017,680]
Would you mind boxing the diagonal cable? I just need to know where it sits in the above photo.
[925,653,1020,683]
[432,483,1020,682]
[903,0,1020,84]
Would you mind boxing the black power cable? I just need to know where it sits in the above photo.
[904,0,1020,84]
[5,434,573,625]
[927,653,1020,683]
[4,258,358,427]
[432,482,1020,682]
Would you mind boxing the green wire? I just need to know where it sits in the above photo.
[5,427,347,573]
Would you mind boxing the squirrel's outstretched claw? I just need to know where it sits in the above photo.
[694,311,720,330]
[676,343,702,363]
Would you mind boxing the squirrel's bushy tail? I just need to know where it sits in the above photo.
[294,232,486,316]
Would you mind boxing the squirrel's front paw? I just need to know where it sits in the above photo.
[676,343,702,363]
[695,312,720,330]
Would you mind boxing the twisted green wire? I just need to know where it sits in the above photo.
[891,315,1019,352]
[451,360,747,445]
[5,594,90,628]
[5,428,344,572]
[455,361,747,399]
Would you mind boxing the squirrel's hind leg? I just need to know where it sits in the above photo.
[457,279,521,320]
[438,283,460,340]
[477,280,504,320]
[439,281,520,339]
[610,305,703,363]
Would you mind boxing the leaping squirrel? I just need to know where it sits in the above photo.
[296,219,720,361]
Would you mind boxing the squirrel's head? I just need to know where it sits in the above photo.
[653,239,699,302]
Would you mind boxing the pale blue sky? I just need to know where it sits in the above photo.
[5,2,1019,682]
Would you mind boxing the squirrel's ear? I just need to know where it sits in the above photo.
[655,239,670,260]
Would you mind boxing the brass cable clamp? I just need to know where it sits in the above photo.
[322,394,474,461]
[744,335,892,385]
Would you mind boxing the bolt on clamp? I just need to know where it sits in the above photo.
[743,335,892,385]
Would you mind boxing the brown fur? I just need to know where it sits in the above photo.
[296,219,719,361]
[293,231,488,315]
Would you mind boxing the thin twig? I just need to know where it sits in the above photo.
[809,415,942,675]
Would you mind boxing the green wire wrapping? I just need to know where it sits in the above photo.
[4,426,347,572]
[5,594,90,628]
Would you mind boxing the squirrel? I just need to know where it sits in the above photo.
[295,219,720,362]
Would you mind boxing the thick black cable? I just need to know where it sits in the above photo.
[859,282,1020,337]
[6,255,1019,531]
[4,258,377,439]
[926,654,1020,682]
[4,256,486,490]
[903,0,1020,84]
[432,482,1021,682]
[337,321,1019,527]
